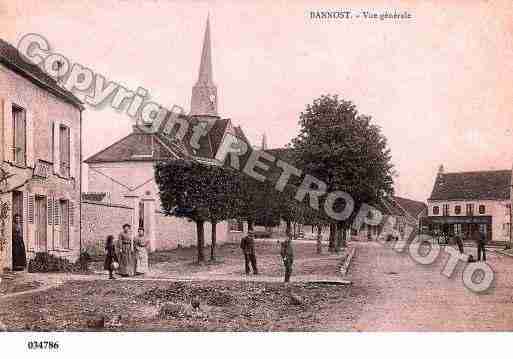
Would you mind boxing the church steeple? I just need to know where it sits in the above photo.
[190,15,218,117]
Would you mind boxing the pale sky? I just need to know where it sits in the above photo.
[2,0,512,201]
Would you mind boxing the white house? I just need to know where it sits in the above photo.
[424,165,512,243]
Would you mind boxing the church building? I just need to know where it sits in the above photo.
[83,17,250,252]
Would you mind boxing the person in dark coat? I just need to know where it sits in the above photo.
[454,235,464,254]
[472,225,487,261]
[12,214,26,271]
[280,235,294,283]
[240,232,258,275]
[104,235,118,279]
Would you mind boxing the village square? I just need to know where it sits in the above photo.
[0,3,513,333]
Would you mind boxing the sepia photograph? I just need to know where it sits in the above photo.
[0,0,512,356]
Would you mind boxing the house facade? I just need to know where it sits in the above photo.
[423,166,512,243]
[0,39,83,270]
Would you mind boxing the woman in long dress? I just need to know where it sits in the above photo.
[116,224,135,277]
[134,228,149,275]
[12,214,26,271]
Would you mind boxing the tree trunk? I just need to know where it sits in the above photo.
[210,221,217,262]
[196,220,205,263]
[316,225,322,254]
[285,221,292,237]
[328,223,336,252]
[247,220,254,232]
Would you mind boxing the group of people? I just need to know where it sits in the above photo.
[240,231,294,283]
[453,224,488,262]
[104,224,149,279]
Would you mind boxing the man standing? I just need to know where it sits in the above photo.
[240,232,258,275]
[280,235,294,283]
[472,225,486,262]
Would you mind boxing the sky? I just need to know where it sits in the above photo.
[1,0,512,201]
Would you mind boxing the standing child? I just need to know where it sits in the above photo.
[104,235,118,279]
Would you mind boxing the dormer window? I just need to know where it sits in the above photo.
[432,206,439,215]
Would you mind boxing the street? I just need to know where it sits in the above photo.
[346,242,513,331]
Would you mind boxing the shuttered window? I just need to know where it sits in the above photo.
[28,195,34,223]
[59,125,70,177]
[47,198,53,225]
[12,105,26,166]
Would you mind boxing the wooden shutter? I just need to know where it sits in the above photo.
[53,198,60,248]
[47,197,54,250]
[26,110,34,167]
[23,191,31,251]
[53,122,60,174]
[4,102,12,163]
[47,197,53,225]
[28,195,34,223]
[69,129,75,178]
[27,194,35,251]
[69,201,75,227]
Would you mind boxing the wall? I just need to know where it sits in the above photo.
[81,201,134,254]
[154,211,231,250]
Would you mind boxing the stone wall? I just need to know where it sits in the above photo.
[154,211,232,251]
[81,201,134,255]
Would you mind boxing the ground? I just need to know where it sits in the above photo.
[1,239,513,331]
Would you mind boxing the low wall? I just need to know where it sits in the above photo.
[153,211,233,251]
[81,201,134,255]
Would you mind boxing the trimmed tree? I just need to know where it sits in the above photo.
[155,159,241,263]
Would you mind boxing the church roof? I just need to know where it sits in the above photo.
[84,131,184,164]
[86,118,251,164]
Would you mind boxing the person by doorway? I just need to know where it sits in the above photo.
[12,214,26,271]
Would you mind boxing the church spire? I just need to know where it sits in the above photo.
[190,15,218,117]
[261,133,268,150]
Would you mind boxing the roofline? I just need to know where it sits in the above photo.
[440,169,511,175]
[427,197,510,202]
[84,132,135,163]
[0,58,84,110]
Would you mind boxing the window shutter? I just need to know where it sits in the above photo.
[53,121,60,174]
[69,201,75,226]
[5,102,13,163]
[69,129,75,179]
[28,195,34,224]
[23,191,31,251]
[53,198,60,249]
[47,197,53,225]
[53,198,59,225]
[26,110,34,167]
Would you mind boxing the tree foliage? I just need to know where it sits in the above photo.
[155,159,242,262]
[291,94,394,249]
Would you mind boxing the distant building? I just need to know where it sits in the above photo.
[423,166,512,243]
[0,38,83,270]
[357,196,426,241]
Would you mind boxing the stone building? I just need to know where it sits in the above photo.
[0,39,83,270]
[83,17,249,252]
[423,166,512,243]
